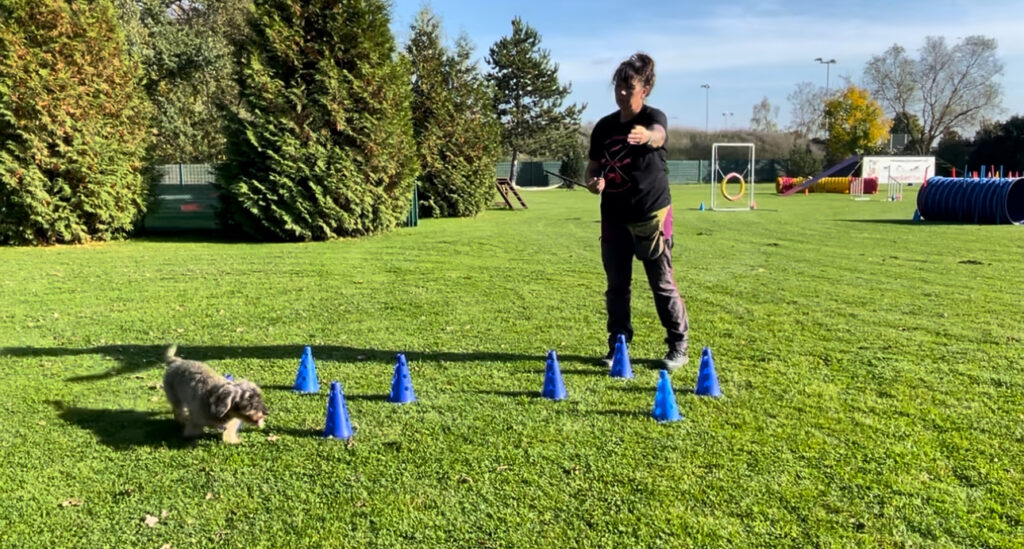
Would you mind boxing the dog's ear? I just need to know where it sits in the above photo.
[212,384,240,417]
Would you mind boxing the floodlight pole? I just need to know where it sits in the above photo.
[700,84,710,132]
[814,57,836,96]
[815,57,837,133]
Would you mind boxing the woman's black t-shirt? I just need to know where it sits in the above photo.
[588,104,671,224]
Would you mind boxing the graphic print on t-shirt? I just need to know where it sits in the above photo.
[599,135,633,193]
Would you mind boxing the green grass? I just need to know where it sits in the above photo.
[2,184,1023,548]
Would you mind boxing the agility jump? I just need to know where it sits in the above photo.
[710,143,756,211]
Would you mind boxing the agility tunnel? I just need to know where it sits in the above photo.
[776,176,878,195]
[917,177,1024,224]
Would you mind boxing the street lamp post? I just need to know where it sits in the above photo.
[814,57,837,95]
[815,57,837,134]
[700,84,710,132]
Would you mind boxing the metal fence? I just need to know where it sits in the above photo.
[143,164,219,231]
[143,159,785,231]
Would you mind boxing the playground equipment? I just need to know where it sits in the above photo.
[777,176,878,195]
[917,177,1024,224]
[779,155,860,196]
[849,177,876,200]
[494,178,528,209]
[710,143,756,211]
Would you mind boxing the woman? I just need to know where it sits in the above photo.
[586,53,689,370]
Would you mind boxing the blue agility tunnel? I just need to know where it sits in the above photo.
[917,177,1024,224]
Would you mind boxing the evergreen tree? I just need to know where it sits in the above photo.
[558,135,586,188]
[785,142,822,178]
[406,9,500,218]
[0,0,152,245]
[216,0,418,241]
[486,17,583,184]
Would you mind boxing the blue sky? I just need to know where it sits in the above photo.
[388,0,1024,132]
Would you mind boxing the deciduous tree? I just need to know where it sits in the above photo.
[786,81,827,138]
[114,0,251,163]
[863,36,1003,153]
[750,96,779,133]
[822,86,891,162]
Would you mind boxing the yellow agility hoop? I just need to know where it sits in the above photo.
[720,172,746,201]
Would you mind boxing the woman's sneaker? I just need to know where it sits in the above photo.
[661,349,688,371]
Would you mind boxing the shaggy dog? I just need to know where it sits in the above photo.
[162,345,267,444]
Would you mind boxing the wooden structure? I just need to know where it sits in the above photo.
[495,178,528,209]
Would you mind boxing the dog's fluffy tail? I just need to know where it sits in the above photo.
[163,344,179,364]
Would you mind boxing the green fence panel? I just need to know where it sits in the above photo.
[144,183,219,231]
[667,160,704,183]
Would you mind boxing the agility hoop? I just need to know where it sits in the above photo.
[720,172,745,201]
[709,143,756,211]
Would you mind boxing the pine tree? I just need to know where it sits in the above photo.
[0,0,152,245]
[406,9,500,218]
[216,0,418,240]
[486,17,583,185]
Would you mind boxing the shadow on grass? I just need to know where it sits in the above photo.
[471,389,540,399]
[48,400,189,450]
[837,219,965,226]
[591,409,650,419]
[534,368,608,377]
[344,393,390,402]
[131,231,252,244]
[0,344,601,383]
[610,384,657,394]
[266,426,328,439]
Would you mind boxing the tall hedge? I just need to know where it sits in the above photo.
[216,0,418,240]
[0,0,152,245]
[406,10,501,218]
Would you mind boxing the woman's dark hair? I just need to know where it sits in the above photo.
[612,53,656,92]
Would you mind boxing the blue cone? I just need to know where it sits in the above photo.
[293,346,320,393]
[389,353,417,404]
[542,350,567,400]
[323,381,353,439]
[698,202,706,211]
[695,347,722,397]
[912,209,921,222]
[223,373,234,381]
[651,369,683,422]
[609,334,634,379]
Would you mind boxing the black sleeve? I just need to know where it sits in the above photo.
[588,120,602,162]
[648,107,668,130]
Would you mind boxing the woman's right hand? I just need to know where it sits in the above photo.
[587,176,605,194]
